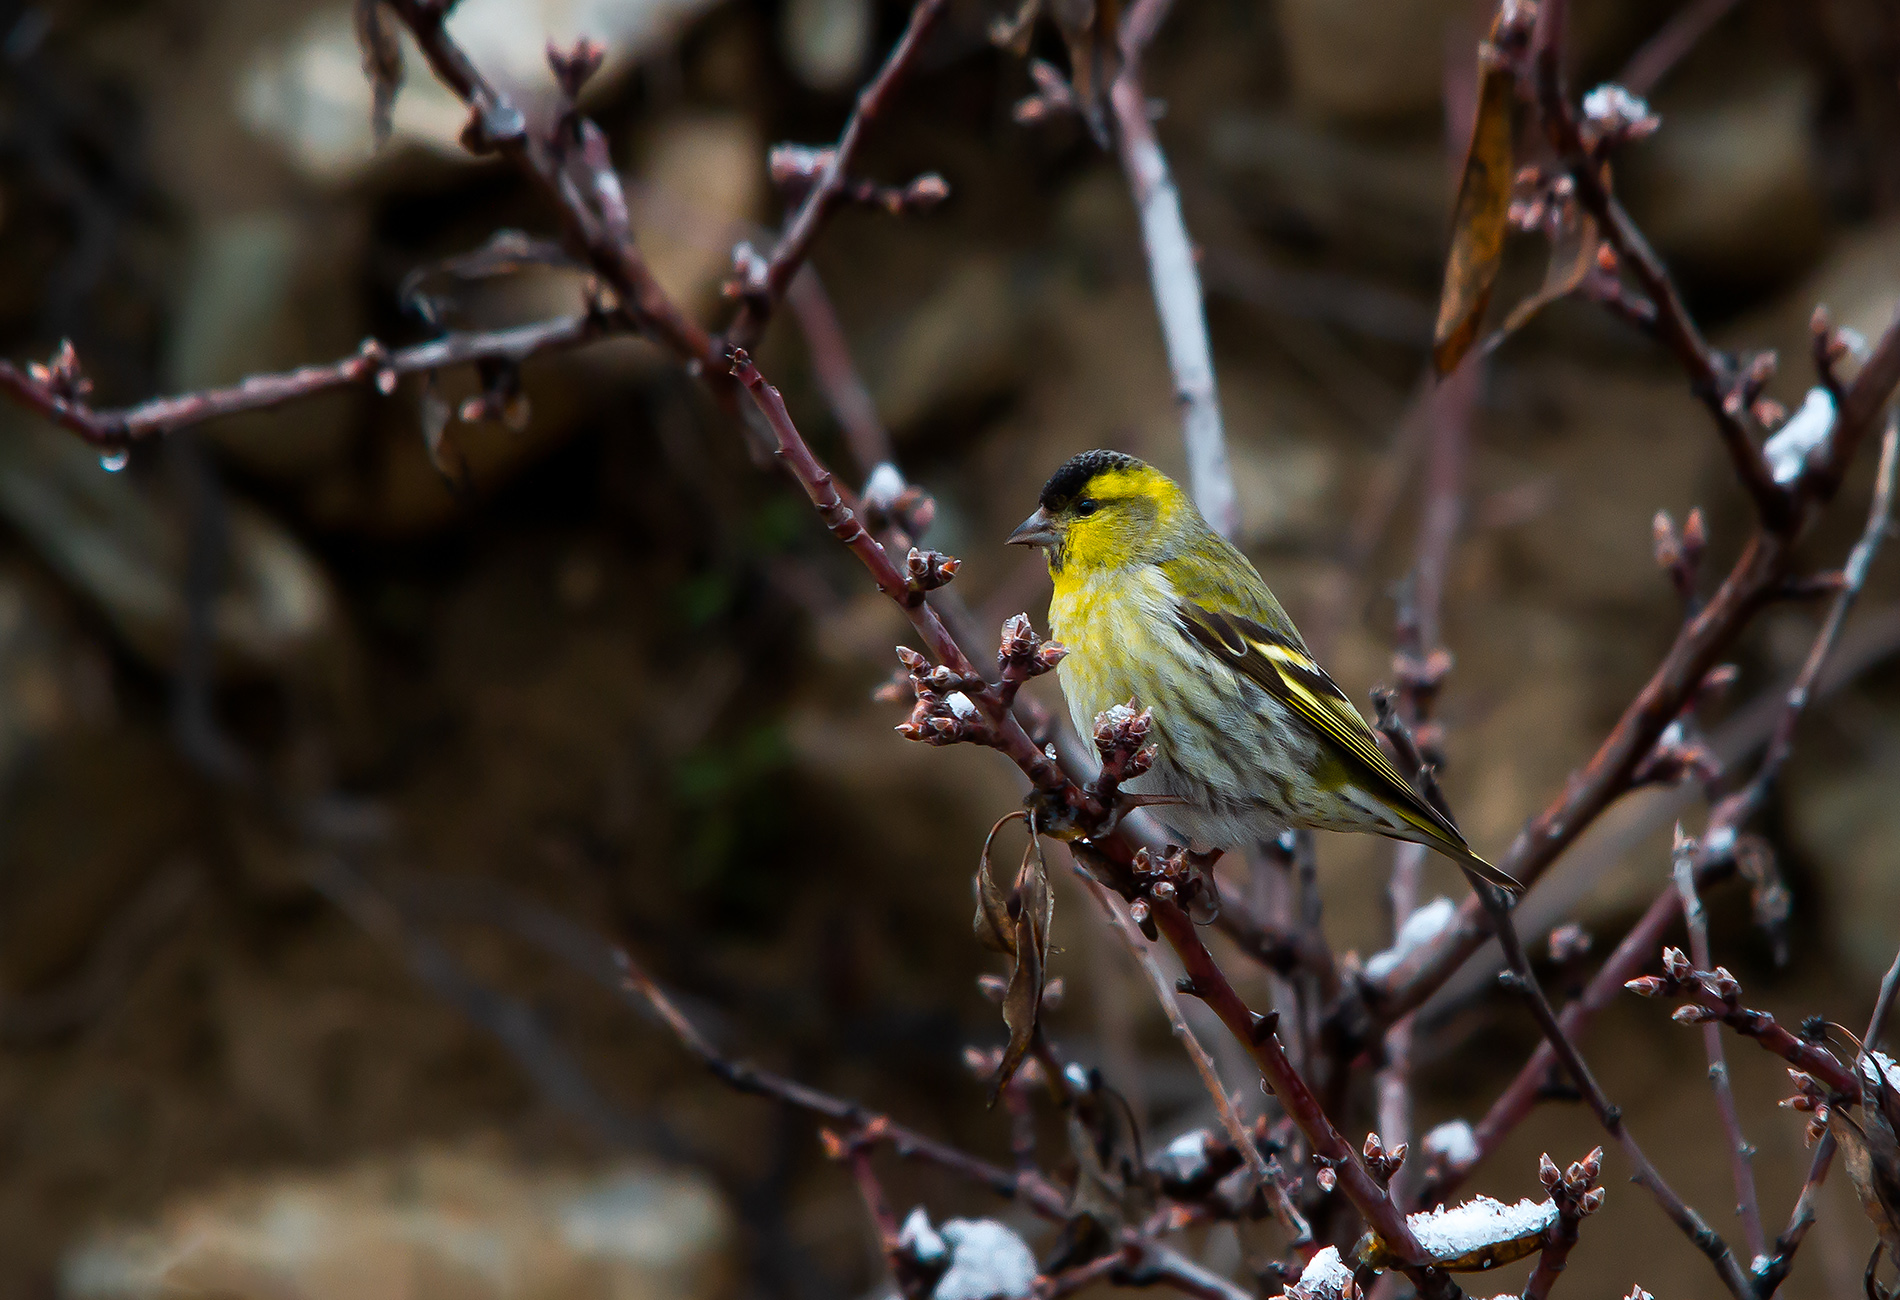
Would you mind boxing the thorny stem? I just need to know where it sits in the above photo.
[1673,842,1767,1263]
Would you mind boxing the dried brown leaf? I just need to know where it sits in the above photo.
[972,813,1022,956]
[993,836,1053,1100]
[1833,1053,1900,1264]
[353,0,405,148]
[1432,46,1516,375]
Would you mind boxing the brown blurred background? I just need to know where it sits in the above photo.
[0,0,1898,1297]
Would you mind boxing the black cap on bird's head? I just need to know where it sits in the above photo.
[1037,449,1146,511]
[1007,449,1150,550]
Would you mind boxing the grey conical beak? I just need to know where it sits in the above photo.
[1006,506,1059,548]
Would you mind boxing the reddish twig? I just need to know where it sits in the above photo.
[0,315,608,447]
[1422,858,1733,1206]
[1369,306,1900,1029]
[616,947,1070,1211]
[1139,895,1446,1283]
[1084,873,1311,1244]
[723,0,954,350]
[825,1124,921,1296]
[1500,930,1755,1299]
[1630,952,1859,1098]
[383,1,716,372]
[1533,46,1790,530]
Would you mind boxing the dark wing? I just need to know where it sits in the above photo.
[1176,601,1506,876]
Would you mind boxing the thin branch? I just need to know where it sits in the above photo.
[1488,899,1757,1300]
[1870,947,1900,1052]
[385,1,714,371]
[617,944,1070,1213]
[1618,0,1747,97]
[620,944,1253,1300]
[1533,45,1790,529]
[1137,893,1449,1285]
[1421,861,1732,1205]
[1369,309,1900,1027]
[724,0,954,350]
[1710,413,1900,833]
[1754,1135,1837,1297]
[1084,871,1311,1245]
[0,314,608,447]
[1673,839,1767,1263]
[1643,967,1860,1098]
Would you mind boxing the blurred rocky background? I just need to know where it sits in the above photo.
[0,0,1897,1297]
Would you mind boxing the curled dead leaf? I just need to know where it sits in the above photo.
[1432,35,1517,375]
[971,813,1054,1101]
[1831,1052,1900,1269]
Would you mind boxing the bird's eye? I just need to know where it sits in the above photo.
[1075,498,1099,517]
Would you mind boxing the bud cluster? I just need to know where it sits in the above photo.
[1780,1069,1830,1146]
[996,613,1067,688]
[1628,945,1756,1029]
[1547,922,1594,965]
[1361,1132,1407,1183]
[905,546,961,594]
[1651,507,1707,603]
[859,463,939,540]
[1508,165,1575,238]
[1125,844,1216,934]
[1010,59,1079,126]
[1539,1145,1607,1218]
[26,339,91,404]
[546,36,606,100]
[975,972,1064,1009]
[892,645,993,746]
[1811,305,1854,400]
[1090,700,1156,800]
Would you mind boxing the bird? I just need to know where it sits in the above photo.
[1006,448,1523,894]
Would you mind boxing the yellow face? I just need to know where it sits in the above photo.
[1008,452,1190,576]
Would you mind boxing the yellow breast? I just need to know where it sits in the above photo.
[1048,565,1184,734]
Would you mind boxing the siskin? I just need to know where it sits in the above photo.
[1007,449,1522,893]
